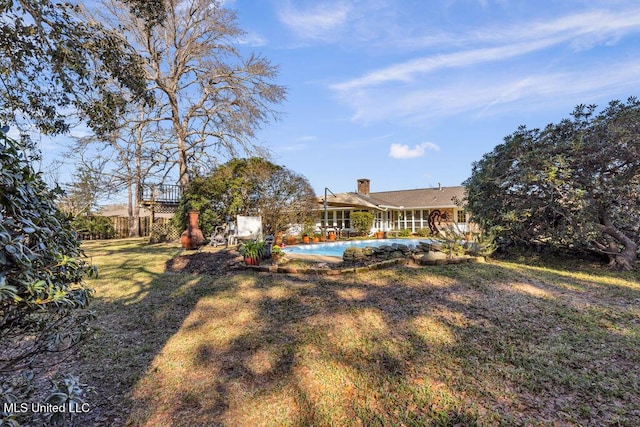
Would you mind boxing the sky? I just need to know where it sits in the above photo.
[226,0,640,195]
[29,0,640,197]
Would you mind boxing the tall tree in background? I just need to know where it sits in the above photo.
[110,114,172,237]
[70,108,172,236]
[57,163,110,217]
[90,0,286,186]
[464,98,640,270]
[0,0,163,136]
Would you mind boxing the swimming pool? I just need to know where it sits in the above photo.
[281,238,432,257]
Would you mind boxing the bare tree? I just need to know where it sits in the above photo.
[67,107,172,236]
[86,0,286,186]
[104,110,172,236]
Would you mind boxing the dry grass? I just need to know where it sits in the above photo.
[73,239,640,426]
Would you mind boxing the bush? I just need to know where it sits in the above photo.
[351,211,374,236]
[415,227,431,237]
[431,227,497,258]
[466,231,497,257]
[72,214,116,239]
[1,133,94,425]
[398,229,412,238]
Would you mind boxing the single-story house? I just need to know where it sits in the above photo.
[314,179,476,236]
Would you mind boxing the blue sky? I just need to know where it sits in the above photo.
[27,0,640,197]
[227,0,640,194]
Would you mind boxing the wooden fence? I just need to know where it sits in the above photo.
[110,217,172,239]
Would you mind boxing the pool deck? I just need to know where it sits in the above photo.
[283,253,343,265]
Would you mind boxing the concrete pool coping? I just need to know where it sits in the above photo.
[282,252,343,265]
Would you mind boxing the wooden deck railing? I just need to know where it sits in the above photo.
[139,184,183,205]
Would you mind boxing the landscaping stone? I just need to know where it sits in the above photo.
[423,251,447,261]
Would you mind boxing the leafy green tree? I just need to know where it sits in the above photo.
[1,133,94,424]
[0,0,164,136]
[173,158,316,238]
[464,98,639,270]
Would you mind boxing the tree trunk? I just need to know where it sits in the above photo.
[130,181,141,237]
[178,143,189,187]
[127,177,134,237]
[599,219,638,271]
[132,131,143,237]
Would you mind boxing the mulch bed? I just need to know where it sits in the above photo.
[165,249,242,275]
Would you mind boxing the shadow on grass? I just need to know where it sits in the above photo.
[74,242,640,426]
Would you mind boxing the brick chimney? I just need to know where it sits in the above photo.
[357,178,370,196]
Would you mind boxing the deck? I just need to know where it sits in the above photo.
[139,184,183,213]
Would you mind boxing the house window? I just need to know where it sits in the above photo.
[424,210,430,229]
[456,210,467,223]
[322,210,351,229]
[320,211,334,228]
[336,210,350,228]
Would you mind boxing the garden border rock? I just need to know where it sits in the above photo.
[242,256,486,275]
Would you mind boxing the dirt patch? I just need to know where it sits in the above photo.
[165,249,243,275]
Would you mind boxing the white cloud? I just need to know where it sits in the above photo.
[333,8,640,92]
[389,142,440,159]
[332,38,556,92]
[327,5,640,125]
[277,1,351,41]
[278,143,308,152]
[342,60,640,124]
[392,7,640,51]
[238,31,267,47]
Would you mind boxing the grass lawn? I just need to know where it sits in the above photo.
[72,239,640,426]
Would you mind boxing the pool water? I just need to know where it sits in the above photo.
[281,238,432,257]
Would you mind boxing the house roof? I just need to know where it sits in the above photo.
[320,193,380,209]
[369,186,465,209]
[318,185,465,210]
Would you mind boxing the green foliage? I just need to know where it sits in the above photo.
[350,211,375,236]
[45,374,92,425]
[464,98,640,269]
[238,240,266,260]
[72,215,116,240]
[433,228,466,258]
[397,229,412,238]
[415,227,431,237]
[467,231,498,257]
[301,223,316,237]
[429,226,496,259]
[0,0,155,136]
[0,134,94,425]
[172,158,316,237]
[171,175,222,239]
